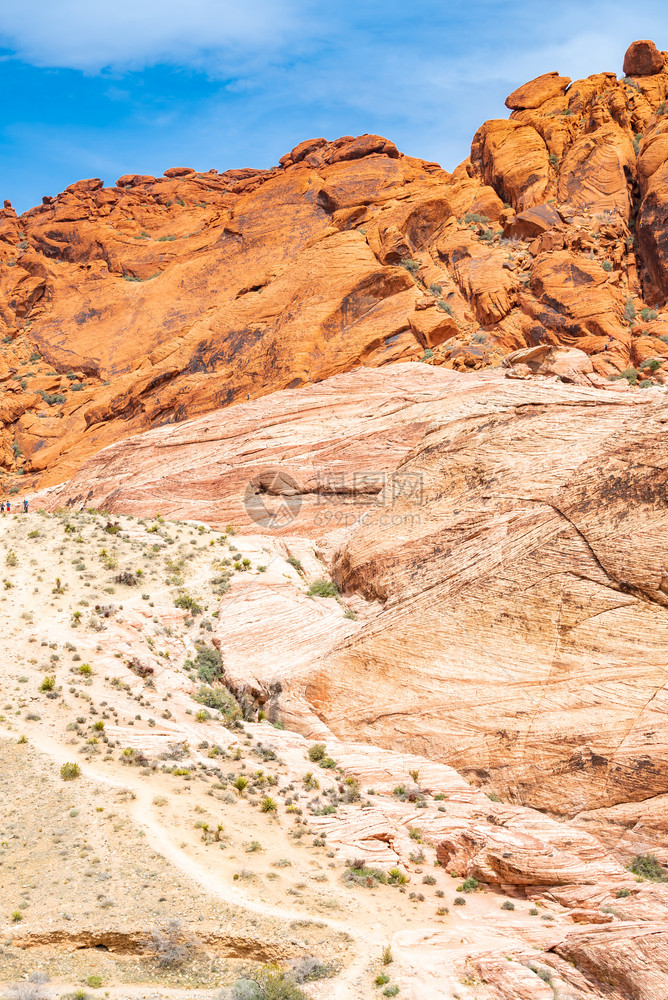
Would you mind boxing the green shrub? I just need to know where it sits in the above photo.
[464,212,489,224]
[38,390,66,405]
[640,307,658,321]
[194,645,224,682]
[501,899,515,910]
[261,795,277,812]
[457,875,479,893]
[613,367,639,386]
[640,358,661,371]
[306,579,339,599]
[194,684,241,721]
[387,867,408,885]
[60,762,81,780]
[308,743,326,762]
[453,895,466,905]
[174,592,203,615]
[616,887,631,897]
[343,861,387,886]
[628,853,667,881]
[40,675,55,692]
[601,260,613,271]
[87,974,103,988]
[623,298,637,323]
[383,986,399,997]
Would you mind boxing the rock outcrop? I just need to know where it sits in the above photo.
[39,363,668,825]
[3,41,668,492]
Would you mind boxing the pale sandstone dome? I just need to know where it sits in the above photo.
[40,363,668,826]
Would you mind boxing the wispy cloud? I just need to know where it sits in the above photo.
[2,0,668,212]
[0,0,311,71]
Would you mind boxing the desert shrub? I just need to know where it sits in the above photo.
[194,685,241,721]
[400,257,421,274]
[613,367,639,386]
[383,987,399,997]
[387,867,408,886]
[261,796,277,812]
[453,895,466,905]
[86,974,103,987]
[640,307,658,321]
[114,570,137,586]
[145,919,192,967]
[40,675,55,692]
[7,974,50,1000]
[501,899,515,910]
[194,645,224,682]
[290,956,333,982]
[457,876,479,893]
[308,743,326,762]
[422,874,436,885]
[375,973,390,986]
[464,212,489,224]
[616,887,631,897]
[628,853,668,881]
[601,259,613,271]
[234,775,249,794]
[382,945,393,965]
[306,579,338,599]
[5,550,18,567]
[175,592,203,615]
[343,860,387,887]
[227,966,308,999]
[640,358,661,371]
[343,777,361,802]
[38,391,66,405]
[623,298,637,323]
[60,762,81,780]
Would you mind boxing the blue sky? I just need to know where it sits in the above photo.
[2,0,668,213]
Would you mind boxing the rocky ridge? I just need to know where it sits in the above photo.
[2,40,668,491]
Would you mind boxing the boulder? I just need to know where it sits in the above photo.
[623,39,665,76]
[505,71,571,110]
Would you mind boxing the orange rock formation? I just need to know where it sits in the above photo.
[2,40,668,494]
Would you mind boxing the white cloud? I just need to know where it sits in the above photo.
[0,0,310,71]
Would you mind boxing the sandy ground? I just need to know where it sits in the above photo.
[0,509,574,1000]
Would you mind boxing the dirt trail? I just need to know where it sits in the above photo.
[0,726,378,999]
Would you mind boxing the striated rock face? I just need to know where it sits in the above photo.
[3,41,668,493]
[40,364,668,823]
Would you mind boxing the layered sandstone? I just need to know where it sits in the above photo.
[3,41,668,493]
[40,363,668,829]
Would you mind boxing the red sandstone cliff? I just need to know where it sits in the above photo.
[2,39,668,491]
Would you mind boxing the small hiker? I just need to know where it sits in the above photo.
[0,501,4,515]
[6,500,11,514]
[23,498,28,514]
